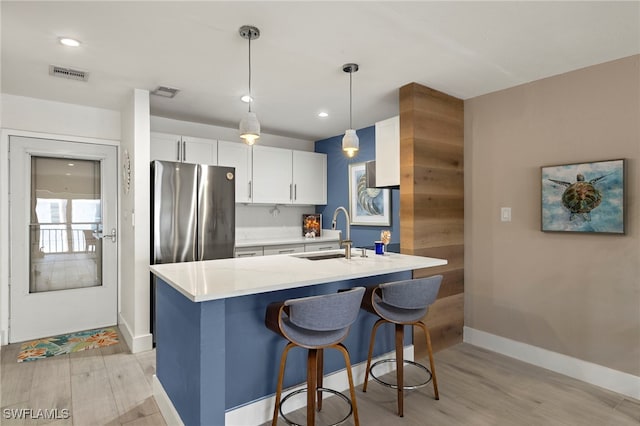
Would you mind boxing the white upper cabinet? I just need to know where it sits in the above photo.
[182,136,217,165]
[252,145,293,204]
[375,116,400,187]
[292,150,327,205]
[150,132,217,165]
[252,145,327,205]
[218,141,252,203]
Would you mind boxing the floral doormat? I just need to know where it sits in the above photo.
[17,327,119,362]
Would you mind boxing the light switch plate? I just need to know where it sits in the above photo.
[501,207,511,222]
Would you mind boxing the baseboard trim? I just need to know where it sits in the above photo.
[463,326,640,400]
[117,313,153,354]
[224,345,414,426]
[152,374,184,426]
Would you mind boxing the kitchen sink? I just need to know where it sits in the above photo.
[294,252,346,261]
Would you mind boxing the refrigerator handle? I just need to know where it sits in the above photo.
[294,184,297,201]
[183,142,186,162]
[176,140,181,161]
[248,181,252,199]
[289,183,293,200]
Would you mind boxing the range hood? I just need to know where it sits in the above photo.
[365,160,399,189]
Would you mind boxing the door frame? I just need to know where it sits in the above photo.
[0,129,120,344]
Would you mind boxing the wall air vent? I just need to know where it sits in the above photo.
[151,86,180,98]
[49,65,89,82]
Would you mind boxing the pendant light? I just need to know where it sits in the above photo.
[342,63,360,158]
[239,25,260,145]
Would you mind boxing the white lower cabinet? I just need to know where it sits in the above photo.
[263,244,305,256]
[234,246,263,258]
[236,241,339,258]
[304,242,340,252]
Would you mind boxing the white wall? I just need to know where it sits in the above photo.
[119,90,152,353]
[0,94,121,344]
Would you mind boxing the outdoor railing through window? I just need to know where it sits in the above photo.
[30,223,99,254]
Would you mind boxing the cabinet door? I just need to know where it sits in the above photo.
[375,116,400,187]
[304,241,340,252]
[292,151,327,205]
[252,145,292,204]
[151,132,181,162]
[263,244,305,256]
[235,246,263,258]
[182,136,217,165]
[218,141,252,203]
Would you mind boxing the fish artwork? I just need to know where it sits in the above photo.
[548,173,609,221]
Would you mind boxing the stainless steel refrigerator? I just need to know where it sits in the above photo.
[150,160,235,340]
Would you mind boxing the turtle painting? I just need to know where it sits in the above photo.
[548,173,609,221]
[541,159,625,233]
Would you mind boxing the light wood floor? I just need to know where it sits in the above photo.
[1,337,164,426]
[2,341,638,425]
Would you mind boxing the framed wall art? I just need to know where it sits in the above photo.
[348,162,390,226]
[541,159,625,234]
[302,214,321,237]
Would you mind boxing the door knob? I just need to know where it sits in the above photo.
[96,228,117,243]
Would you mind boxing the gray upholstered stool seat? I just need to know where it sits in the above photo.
[265,287,365,426]
[361,275,443,417]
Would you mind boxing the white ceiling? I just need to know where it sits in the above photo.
[2,1,639,142]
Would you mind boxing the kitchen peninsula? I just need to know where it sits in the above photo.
[150,250,446,425]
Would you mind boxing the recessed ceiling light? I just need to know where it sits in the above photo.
[59,37,81,47]
[318,112,329,118]
[68,163,75,167]
[241,95,253,103]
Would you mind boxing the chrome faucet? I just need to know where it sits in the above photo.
[331,206,352,259]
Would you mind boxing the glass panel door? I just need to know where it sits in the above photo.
[30,157,103,292]
[9,136,118,343]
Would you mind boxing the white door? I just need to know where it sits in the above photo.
[9,136,118,342]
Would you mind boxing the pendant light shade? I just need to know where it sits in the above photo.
[239,111,260,145]
[342,63,360,158]
[239,25,260,145]
[342,129,359,158]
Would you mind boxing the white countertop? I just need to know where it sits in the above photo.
[150,250,447,302]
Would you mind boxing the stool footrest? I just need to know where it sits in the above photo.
[369,359,433,390]
[280,387,353,426]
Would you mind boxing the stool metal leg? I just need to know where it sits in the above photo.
[416,321,439,400]
[335,343,360,426]
[395,323,404,417]
[273,343,295,426]
[362,318,385,392]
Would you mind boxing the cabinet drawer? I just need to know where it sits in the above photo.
[304,242,340,252]
[235,246,263,258]
[263,244,305,256]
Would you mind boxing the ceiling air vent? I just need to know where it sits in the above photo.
[151,86,180,98]
[49,65,89,82]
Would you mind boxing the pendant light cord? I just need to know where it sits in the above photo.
[248,35,252,113]
[349,70,353,129]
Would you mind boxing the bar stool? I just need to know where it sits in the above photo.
[361,275,443,417]
[265,287,365,426]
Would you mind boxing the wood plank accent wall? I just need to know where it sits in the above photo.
[399,83,464,356]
